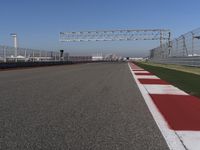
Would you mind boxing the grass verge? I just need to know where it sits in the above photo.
[136,62,200,98]
[140,62,200,75]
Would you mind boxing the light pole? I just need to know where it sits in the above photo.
[10,33,18,62]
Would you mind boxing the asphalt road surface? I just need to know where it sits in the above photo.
[0,63,169,150]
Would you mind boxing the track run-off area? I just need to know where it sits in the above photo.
[1,62,200,150]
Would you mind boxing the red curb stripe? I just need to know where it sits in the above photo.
[138,79,169,84]
[135,73,154,75]
[150,94,200,130]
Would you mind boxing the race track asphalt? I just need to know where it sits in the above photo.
[0,62,169,150]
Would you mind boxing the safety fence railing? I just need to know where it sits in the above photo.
[0,45,69,63]
[149,28,200,67]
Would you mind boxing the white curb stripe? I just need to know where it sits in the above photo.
[143,84,189,95]
[176,131,200,150]
[136,75,160,79]
[133,71,150,73]
[131,68,144,70]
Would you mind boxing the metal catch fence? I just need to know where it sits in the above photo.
[0,45,69,63]
[150,28,200,67]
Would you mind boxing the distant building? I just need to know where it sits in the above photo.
[92,53,103,61]
[92,56,103,61]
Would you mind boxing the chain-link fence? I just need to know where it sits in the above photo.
[149,28,200,66]
[0,45,69,63]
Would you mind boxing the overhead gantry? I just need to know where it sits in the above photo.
[59,29,171,47]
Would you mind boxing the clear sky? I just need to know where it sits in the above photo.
[0,0,199,57]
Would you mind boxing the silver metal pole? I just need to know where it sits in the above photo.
[15,48,17,62]
[59,52,60,61]
[40,51,42,61]
[3,46,6,63]
[160,31,163,48]
[32,51,34,62]
[175,39,178,56]
[24,49,27,62]
[191,32,195,56]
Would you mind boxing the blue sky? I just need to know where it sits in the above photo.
[0,0,199,56]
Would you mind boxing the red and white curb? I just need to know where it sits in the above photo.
[128,62,200,150]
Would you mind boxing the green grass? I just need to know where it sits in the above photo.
[136,62,200,98]
[141,62,200,75]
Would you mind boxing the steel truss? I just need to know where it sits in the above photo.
[60,29,171,46]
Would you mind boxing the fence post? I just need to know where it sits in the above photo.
[24,49,27,62]
[32,50,34,62]
[45,51,47,61]
[15,48,17,62]
[182,35,188,56]
[191,32,195,56]
[39,51,41,61]
[176,39,178,56]
[160,30,163,48]
[3,46,6,63]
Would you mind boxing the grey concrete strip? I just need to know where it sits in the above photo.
[0,63,169,150]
